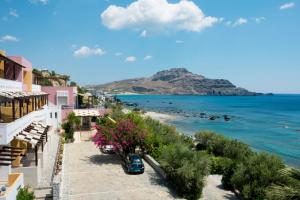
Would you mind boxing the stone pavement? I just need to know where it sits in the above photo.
[201,175,237,200]
[38,128,60,187]
[60,142,178,200]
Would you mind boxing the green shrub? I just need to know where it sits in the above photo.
[223,139,253,162]
[195,131,227,156]
[16,186,35,200]
[195,131,253,162]
[221,160,237,190]
[210,156,233,175]
[265,168,300,200]
[62,122,74,140]
[159,144,210,200]
[143,116,189,158]
[194,131,215,151]
[231,152,285,200]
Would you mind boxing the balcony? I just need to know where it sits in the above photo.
[31,84,41,92]
[0,79,22,92]
[0,173,24,200]
[0,109,47,145]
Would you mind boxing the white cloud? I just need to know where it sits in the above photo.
[253,17,266,24]
[9,9,18,18]
[232,18,248,27]
[280,2,295,10]
[29,0,48,5]
[175,40,184,44]
[144,55,152,60]
[101,0,220,33]
[140,30,147,37]
[115,52,123,56]
[74,46,106,58]
[125,56,136,62]
[0,35,19,42]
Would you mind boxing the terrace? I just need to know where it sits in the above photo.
[0,91,48,123]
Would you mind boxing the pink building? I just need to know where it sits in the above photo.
[41,86,78,121]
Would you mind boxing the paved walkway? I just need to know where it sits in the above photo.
[60,142,178,200]
[38,128,60,187]
[201,175,237,200]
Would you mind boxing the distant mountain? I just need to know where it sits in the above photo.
[89,68,261,96]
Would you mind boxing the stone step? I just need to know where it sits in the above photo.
[34,187,53,200]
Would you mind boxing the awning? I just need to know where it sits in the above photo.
[15,121,48,147]
[74,109,101,117]
[0,91,48,100]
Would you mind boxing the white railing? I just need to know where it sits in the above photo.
[31,84,41,92]
[0,78,23,92]
[0,109,47,145]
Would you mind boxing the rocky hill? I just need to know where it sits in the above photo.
[90,68,261,96]
[33,69,70,86]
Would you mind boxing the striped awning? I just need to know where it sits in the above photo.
[0,91,48,100]
[74,109,101,117]
[15,121,48,146]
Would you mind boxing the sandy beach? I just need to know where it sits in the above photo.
[143,111,178,123]
[123,108,178,123]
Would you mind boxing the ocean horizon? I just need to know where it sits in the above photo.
[118,94,300,168]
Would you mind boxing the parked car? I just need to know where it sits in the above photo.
[124,154,145,174]
[101,145,115,154]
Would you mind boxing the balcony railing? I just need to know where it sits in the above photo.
[0,79,22,92]
[31,84,41,92]
[0,109,47,145]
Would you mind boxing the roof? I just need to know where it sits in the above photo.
[73,109,101,117]
[0,54,26,68]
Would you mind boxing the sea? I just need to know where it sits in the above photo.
[117,94,300,168]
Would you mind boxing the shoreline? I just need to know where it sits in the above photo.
[122,108,179,124]
[143,111,179,123]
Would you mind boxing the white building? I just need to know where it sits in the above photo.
[0,51,55,199]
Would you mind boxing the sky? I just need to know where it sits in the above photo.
[0,0,299,94]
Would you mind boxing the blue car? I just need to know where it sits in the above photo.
[125,154,145,174]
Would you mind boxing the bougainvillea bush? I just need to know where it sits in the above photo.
[93,116,147,155]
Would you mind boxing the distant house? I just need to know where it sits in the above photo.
[41,86,78,125]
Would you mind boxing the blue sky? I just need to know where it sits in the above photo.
[0,0,299,93]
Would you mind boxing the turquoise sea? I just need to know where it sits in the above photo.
[117,95,300,168]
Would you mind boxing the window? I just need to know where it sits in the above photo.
[55,112,57,119]
[50,112,52,118]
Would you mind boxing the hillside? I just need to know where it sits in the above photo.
[32,69,70,86]
[89,68,261,96]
